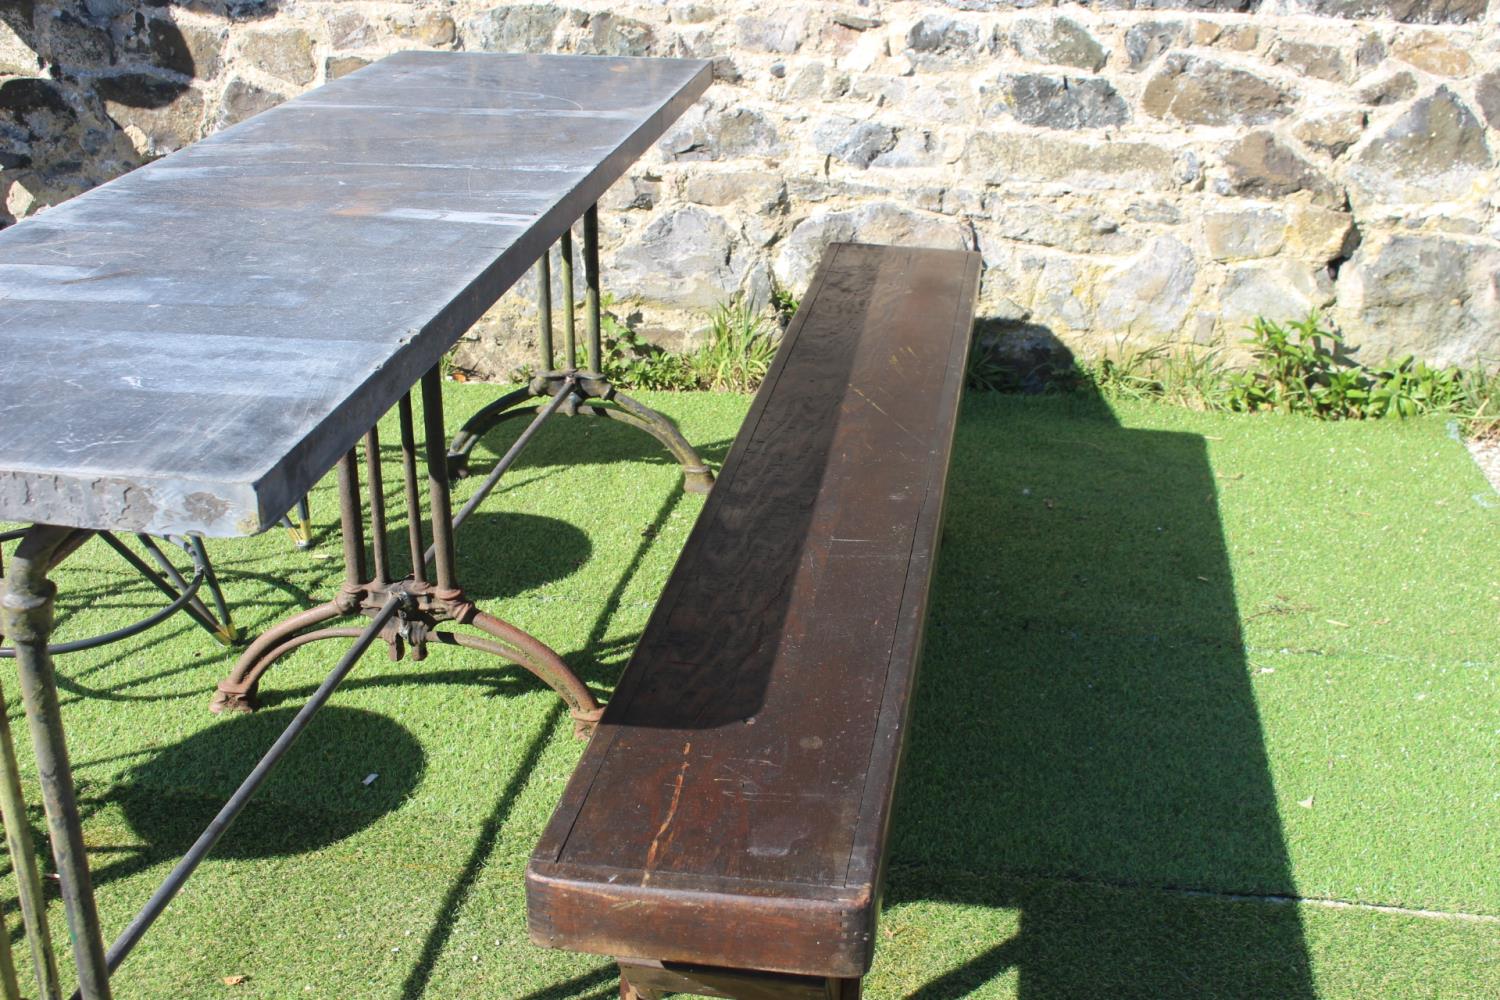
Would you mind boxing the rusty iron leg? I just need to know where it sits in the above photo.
[2,524,113,1000]
[444,206,713,494]
[0,675,63,1000]
[212,377,600,736]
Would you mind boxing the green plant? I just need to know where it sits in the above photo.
[1229,313,1348,416]
[961,311,1497,439]
[770,286,800,327]
[1085,340,1171,402]
[559,295,699,391]
[691,299,780,391]
[966,346,1017,393]
[1452,365,1499,442]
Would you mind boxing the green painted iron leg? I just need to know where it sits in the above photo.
[1,525,113,1000]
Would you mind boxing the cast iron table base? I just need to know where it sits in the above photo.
[210,368,603,738]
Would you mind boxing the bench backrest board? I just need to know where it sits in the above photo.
[529,243,982,979]
[0,52,708,536]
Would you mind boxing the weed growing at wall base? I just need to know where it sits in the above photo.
[970,313,1499,442]
[510,297,782,393]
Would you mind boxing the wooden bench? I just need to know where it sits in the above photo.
[526,242,982,999]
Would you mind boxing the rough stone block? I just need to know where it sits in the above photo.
[389,11,457,47]
[611,205,748,309]
[327,10,378,51]
[906,15,982,53]
[670,3,718,26]
[1291,107,1366,158]
[584,14,656,57]
[981,200,1141,254]
[216,76,282,129]
[1009,16,1107,72]
[1355,33,1387,68]
[1203,207,1288,260]
[125,16,223,80]
[736,13,808,54]
[1090,0,1257,10]
[961,131,1177,191]
[659,105,784,161]
[855,76,971,124]
[1193,20,1261,51]
[1125,21,1187,71]
[1271,40,1349,82]
[1356,68,1417,106]
[1142,54,1295,127]
[1280,0,1486,26]
[238,27,316,86]
[600,173,661,212]
[773,202,967,287]
[1026,253,1095,335]
[812,116,899,167]
[1285,201,1359,261]
[682,169,786,210]
[1346,86,1492,206]
[1217,260,1334,332]
[1335,234,1500,367]
[97,76,204,156]
[871,127,945,168]
[1390,31,1475,76]
[1094,236,1198,337]
[1222,130,1341,206]
[0,18,35,77]
[987,74,1130,129]
[1478,69,1500,130]
[324,55,370,81]
[462,5,565,53]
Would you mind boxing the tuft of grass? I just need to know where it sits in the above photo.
[689,299,779,392]
[980,313,1500,441]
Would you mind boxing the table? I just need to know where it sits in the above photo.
[0,51,711,999]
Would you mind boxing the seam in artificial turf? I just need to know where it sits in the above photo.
[890,865,1500,923]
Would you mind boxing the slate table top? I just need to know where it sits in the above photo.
[0,51,710,537]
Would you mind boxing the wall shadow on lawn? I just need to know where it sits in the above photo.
[890,360,1315,998]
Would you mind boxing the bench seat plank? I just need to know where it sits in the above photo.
[528,243,981,980]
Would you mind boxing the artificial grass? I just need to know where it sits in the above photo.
[1,386,1495,998]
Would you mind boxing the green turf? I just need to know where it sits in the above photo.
[2,386,1495,998]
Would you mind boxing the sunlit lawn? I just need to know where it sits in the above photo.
[2,386,1495,998]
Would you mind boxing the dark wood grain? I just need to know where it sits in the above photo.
[528,243,982,981]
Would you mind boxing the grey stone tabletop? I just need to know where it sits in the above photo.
[0,51,710,537]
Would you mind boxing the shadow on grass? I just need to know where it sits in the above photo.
[399,476,695,1000]
[889,375,1315,998]
[57,706,426,898]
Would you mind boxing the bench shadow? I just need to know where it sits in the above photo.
[888,341,1315,998]
[399,475,697,1000]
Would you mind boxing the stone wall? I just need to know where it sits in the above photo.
[3,1,1497,374]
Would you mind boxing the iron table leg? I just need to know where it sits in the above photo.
[0,675,63,999]
[445,204,715,495]
[212,372,601,735]
[1,524,113,1000]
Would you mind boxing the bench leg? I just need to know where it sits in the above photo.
[617,959,860,1000]
[619,965,664,1000]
